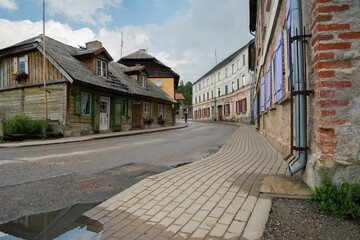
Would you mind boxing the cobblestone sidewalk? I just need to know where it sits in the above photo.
[84,125,288,239]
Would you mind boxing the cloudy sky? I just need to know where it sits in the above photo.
[0,0,252,83]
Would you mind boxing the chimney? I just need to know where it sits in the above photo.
[140,49,146,52]
[86,40,103,50]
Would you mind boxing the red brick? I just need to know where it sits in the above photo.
[312,0,333,13]
[318,70,335,78]
[317,118,351,126]
[320,109,337,117]
[315,60,352,70]
[311,15,333,30]
[314,23,350,35]
[317,5,350,14]
[338,32,360,40]
[312,52,334,64]
[314,42,351,53]
[311,34,334,46]
[316,99,350,107]
[320,90,335,98]
[319,80,352,88]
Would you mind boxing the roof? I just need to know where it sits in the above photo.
[0,35,175,104]
[73,47,113,61]
[194,39,254,84]
[118,50,180,88]
[175,93,185,100]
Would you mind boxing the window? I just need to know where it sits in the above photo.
[242,75,246,86]
[207,79,209,86]
[199,96,201,103]
[218,72,220,81]
[203,93,205,101]
[203,81,205,88]
[242,54,245,66]
[225,85,228,95]
[225,68,228,78]
[144,102,151,117]
[194,110,197,119]
[232,64,234,74]
[122,99,127,116]
[218,88,221,97]
[81,92,91,115]
[237,59,239,70]
[207,108,210,117]
[236,100,240,114]
[199,83,201,90]
[211,90,214,99]
[195,97,197,104]
[224,104,230,116]
[242,98,247,113]
[97,59,107,77]
[159,104,164,117]
[140,75,147,88]
[211,76,213,85]
[207,92,209,100]
[195,85,197,92]
[232,82,234,92]
[237,78,240,89]
[18,56,25,73]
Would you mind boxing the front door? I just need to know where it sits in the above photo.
[131,100,142,129]
[99,97,110,131]
[218,105,223,121]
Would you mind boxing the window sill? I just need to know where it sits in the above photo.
[268,106,277,111]
[276,92,291,105]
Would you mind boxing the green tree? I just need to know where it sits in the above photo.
[176,81,192,106]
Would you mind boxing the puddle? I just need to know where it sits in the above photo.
[171,162,192,168]
[0,203,103,240]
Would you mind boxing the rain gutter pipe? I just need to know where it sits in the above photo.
[289,0,307,176]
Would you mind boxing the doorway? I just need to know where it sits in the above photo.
[99,97,110,131]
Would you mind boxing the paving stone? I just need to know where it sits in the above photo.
[202,200,218,211]
[235,209,251,222]
[185,203,202,214]
[158,217,176,228]
[209,223,228,238]
[227,220,245,235]
[191,228,210,239]
[223,232,240,240]
[150,211,168,223]
[173,212,193,226]
[209,206,225,218]
[181,220,201,234]
[199,216,218,230]
[192,209,210,222]
[218,212,235,225]
[168,207,185,218]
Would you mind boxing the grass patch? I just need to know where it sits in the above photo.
[309,177,360,222]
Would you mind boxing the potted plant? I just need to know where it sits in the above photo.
[12,72,28,81]
[143,116,153,125]
[157,115,165,125]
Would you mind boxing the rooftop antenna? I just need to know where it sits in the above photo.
[120,32,124,58]
[43,0,48,120]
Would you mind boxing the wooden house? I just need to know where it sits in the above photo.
[0,36,175,137]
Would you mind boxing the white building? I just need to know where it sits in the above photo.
[192,40,254,123]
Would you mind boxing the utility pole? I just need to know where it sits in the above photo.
[120,32,124,58]
[43,0,48,120]
[214,49,217,121]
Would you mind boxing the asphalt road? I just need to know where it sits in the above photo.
[0,121,238,223]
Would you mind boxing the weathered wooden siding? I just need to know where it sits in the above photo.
[165,104,171,120]
[24,84,64,120]
[0,51,64,89]
[68,86,93,124]
[0,89,21,118]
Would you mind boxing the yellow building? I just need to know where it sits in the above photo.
[118,49,179,101]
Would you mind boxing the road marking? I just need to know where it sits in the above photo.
[12,139,166,162]
[0,160,23,165]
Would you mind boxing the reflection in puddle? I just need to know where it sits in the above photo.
[0,203,103,240]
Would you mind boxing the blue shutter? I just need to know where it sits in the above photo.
[274,32,283,103]
[254,96,257,119]
[260,76,265,112]
[266,62,271,109]
[286,0,293,89]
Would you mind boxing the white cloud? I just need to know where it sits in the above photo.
[0,0,18,10]
[0,0,252,83]
[46,0,123,25]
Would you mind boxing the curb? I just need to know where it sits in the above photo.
[0,124,187,148]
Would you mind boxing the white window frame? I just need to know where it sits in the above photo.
[18,56,26,73]
[144,102,151,117]
[159,104,164,117]
[140,75,147,88]
[97,59,107,77]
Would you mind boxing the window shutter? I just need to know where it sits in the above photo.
[113,97,122,131]
[244,98,247,112]
[92,94,100,132]
[260,76,265,112]
[254,96,257,119]
[266,62,271,109]
[13,57,18,73]
[274,32,283,103]
[74,92,81,115]
[286,0,293,89]
[24,55,29,74]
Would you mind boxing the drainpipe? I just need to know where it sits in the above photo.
[289,0,307,176]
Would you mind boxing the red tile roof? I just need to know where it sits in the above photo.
[175,93,185,100]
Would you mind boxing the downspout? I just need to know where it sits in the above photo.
[289,0,307,176]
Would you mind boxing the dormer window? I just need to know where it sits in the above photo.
[97,59,107,77]
[18,56,25,73]
[140,75,147,88]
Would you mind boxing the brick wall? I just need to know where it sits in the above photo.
[305,0,360,186]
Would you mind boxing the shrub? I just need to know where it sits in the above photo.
[143,116,153,125]
[4,115,48,135]
[309,177,360,222]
